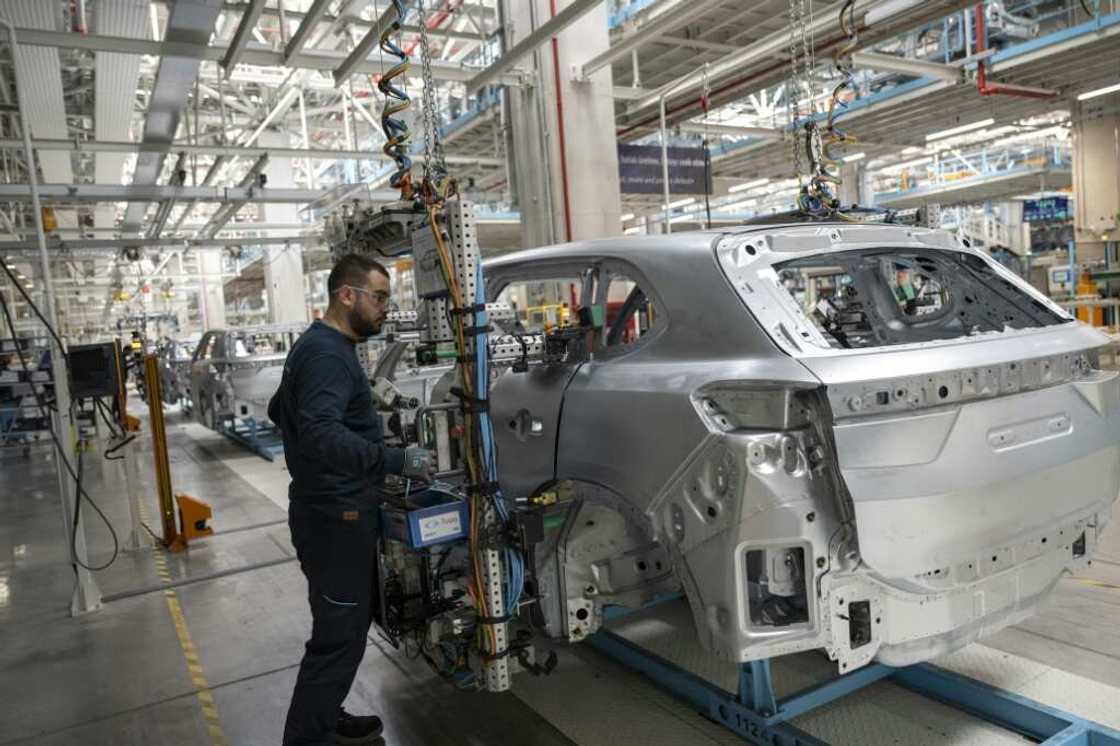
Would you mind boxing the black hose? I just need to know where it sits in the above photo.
[838,0,856,36]
[702,140,712,229]
[94,397,129,442]
[70,446,84,568]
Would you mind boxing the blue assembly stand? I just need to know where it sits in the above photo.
[589,604,1120,745]
[220,417,285,461]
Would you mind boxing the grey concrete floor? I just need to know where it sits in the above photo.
[1,400,1119,745]
[0,406,572,746]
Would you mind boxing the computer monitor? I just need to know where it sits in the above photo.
[69,342,122,399]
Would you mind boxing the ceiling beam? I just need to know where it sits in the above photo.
[0,137,504,167]
[850,50,963,83]
[618,0,977,136]
[581,0,728,80]
[147,152,189,239]
[0,235,324,257]
[466,0,602,92]
[119,0,224,235]
[222,0,267,76]
[196,154,269,239]
[333,24,383,86]
[283,0,332,64]
[0,183,399,204]
[169,155,230,234]
[677,122,782,139]
[264,3,485,43]
[656,35,739,54]
[13,27,521,85]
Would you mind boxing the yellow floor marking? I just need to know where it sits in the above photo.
[135,469,227,743]
[1074,577,1120,592]
[163,573,228,746]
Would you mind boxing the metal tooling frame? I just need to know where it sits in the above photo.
[220,418,285,462]
[446,199,510,692]
[588,610,1120,745]
[411,197,510,691]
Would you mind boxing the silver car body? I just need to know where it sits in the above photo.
[159,337,199,405]
[189,324,303,429]
[480,221,1118,672]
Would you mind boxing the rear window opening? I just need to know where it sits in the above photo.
[775,249,1066,349]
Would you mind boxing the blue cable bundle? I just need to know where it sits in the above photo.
[378,0,414,198]
[472,266,525,615]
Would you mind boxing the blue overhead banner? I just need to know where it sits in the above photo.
[617,144,712,195]
[1023,196,1070,222]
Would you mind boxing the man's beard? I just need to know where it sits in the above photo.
[347,307,380,339]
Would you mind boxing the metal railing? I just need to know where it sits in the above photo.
[871,142,1071,199]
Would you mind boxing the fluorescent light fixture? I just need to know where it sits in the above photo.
[669,214,696,224]
[720,198,758,211]
[623,226,642,235]
[666,197,695,209]
[865,0,924,26]
[880,156,933,172]
[925,118,995,141]
[619,213,635,222]
[1011,188,1074,199]
[728,178,769,193]
[1078,82,1120,101]
[842,152,866,163]
[998,125,1069,147]
[902,146,924,155]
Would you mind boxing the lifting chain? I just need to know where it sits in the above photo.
[700,62,711,117]
[786,0,813,187]
[815,0,860,211]
[700,62,712,229]
[786,0,862,216]
[416,0,452,204]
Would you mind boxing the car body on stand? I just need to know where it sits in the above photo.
[157,336,199,407]
[474,217,1119,673]
[189,324,304,430]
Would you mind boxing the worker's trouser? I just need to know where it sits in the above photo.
[283,502,381,746]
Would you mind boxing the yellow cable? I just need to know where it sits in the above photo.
[427,203,497,659]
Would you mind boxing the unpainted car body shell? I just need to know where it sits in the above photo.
[189,325,301,429]
[158,338,198,406]
[482,222,1118,672]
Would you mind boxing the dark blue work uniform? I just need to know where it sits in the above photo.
[268,320,404,746]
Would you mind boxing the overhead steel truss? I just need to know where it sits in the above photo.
[0,183,402,204]
[11,27,522,86]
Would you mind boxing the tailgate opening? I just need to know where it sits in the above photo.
[774,248,1066,350]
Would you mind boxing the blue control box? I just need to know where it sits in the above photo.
[380,487,469,549]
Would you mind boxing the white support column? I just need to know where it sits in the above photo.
[259,131,307,324]
[2,18,102,614]
[198,249,226,329]
[30,255,102,614]
[838,163,867,207]
[504,0,622,246]
[121,440,152,552]
[1072,94,1120,266]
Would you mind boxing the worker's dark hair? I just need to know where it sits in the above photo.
[327,253,390,297]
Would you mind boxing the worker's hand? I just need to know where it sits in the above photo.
[402,446,437,483]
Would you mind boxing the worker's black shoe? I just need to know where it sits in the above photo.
[335,708,384,744]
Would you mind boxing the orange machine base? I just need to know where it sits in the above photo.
[163,494,214,552]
